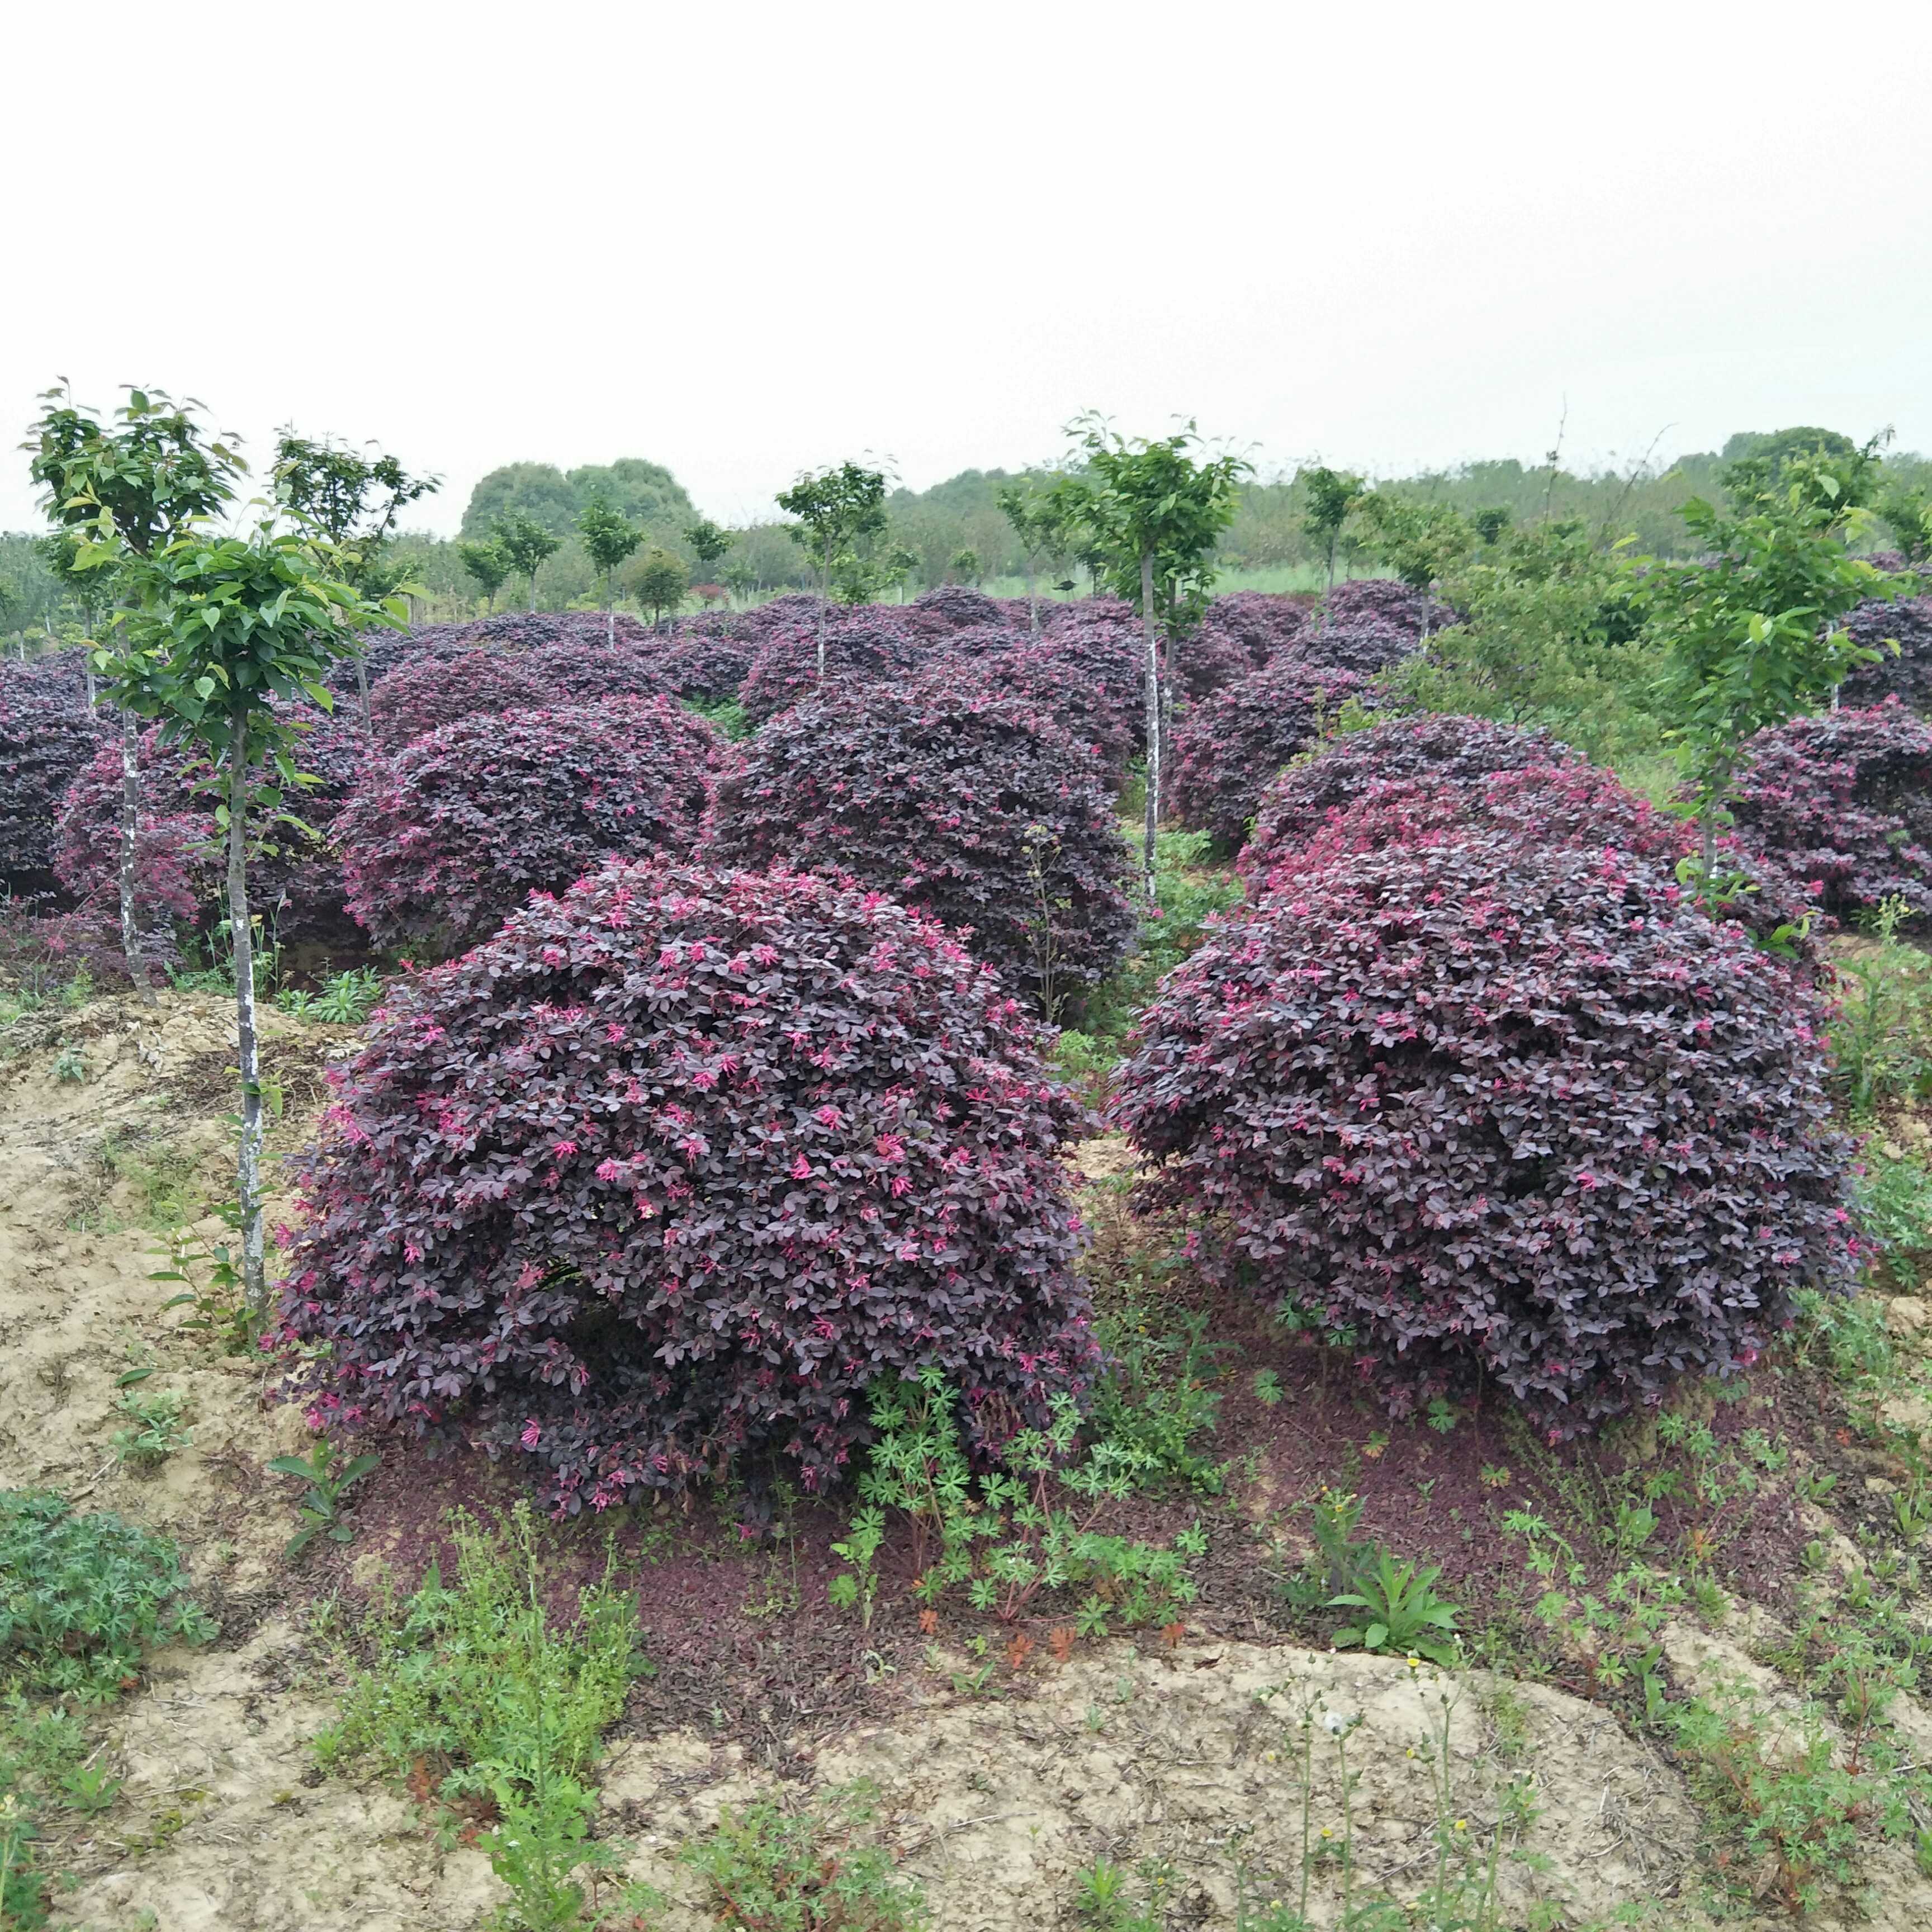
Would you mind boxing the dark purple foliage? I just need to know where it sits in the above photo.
[1728,700,1932,922]
[1167,660,1379,851]
[1240,715,1578,882]
[277,862,1101,1512]
[737,615,943,726]
[1317,577,1455,637]
[370,645,673,751]
[708,680,1135,1005]
[0,691,109,877]
[964,627,1147,775]
[655,631,756,703]
[1836,596,1932,713]
[1199,592,1314,670]
[1114,831,1854,1437]
[913,585,1007,631]
[338,697,724,955]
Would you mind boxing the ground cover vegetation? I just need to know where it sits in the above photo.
[7,404,1932,1926]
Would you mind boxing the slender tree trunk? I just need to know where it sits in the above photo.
[119,708,153,1005]
[226,713,266,1316]
[605,572,615,649]
[1026,557,1039,638]
[1140,548,1161,907]
[817,536,831,678]
[356,656,372,738]
[528,571,537,612]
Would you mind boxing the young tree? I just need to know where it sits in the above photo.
[1878,482,1932,565]
[719,555,760,605]
[493,513,561,610]
[36,530,117,701]
[1300,466,1362,591]
[948,546,983,586]
[775,461,889,675]
[1351,494,1475,638]
[110,525,397,1312]
[272,432,439,725]
[632,547,689,626]
[25,384,244,997]
[685,518,734,580]
[1646,444,1899,877]
[1059,416,1251,902]
[457,538,512,611]
[997,480,1076,636]
[576,500,642,644]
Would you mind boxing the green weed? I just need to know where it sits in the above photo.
[267,1439,381,1558]
[109,1389,191,1469]
[276,967,383,1026]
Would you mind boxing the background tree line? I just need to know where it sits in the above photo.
[6,429,1928,641]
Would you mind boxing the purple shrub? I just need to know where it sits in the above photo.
[0,691,110,877]
[1728,700,1932,922]
[1316,577,1455,638]
[708,679,1135,1005]
[1200,592,1313,670]
[1836,596,1932,714]
[655,631,756,703]
[338,697,724,955]
[913,585,1007,631]
[1167,660,1378,851]
[1114,831,1853,1437]
[737,615,941,727]
[964,628,1147,776]
[1239,715,1577,882]
[276,861,1100,1510]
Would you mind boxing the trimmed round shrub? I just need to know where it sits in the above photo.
[913,585,1006,631]
[1167,660,1377,851]
[1,647,93,709]
[655,631,755,703]
[1114,831,1854,1437]
[738,615,940,726]
[1239,715,1577,882]
[338,697,723,955]
[1317,577,1453,637]
[708,681,1135,1005]
[0,691,110,877]
[1290,618,1420,678]
[277,862,1101,1510]
[968,628,1146,776]
[1200,592,1312,670]
[370,643,672,750]
[1727,700,1932,922]
[1836,596,1932,713]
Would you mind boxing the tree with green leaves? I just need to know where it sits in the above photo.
[493,513,561,610]
[948,547,982,586]
[576,500,643,643]
[997,480,1077,636]
[1351,494,1475,636]
[719,555,760,604]
[685,518,734,581]
[272,432,438,724]
[107,524,399,1313]
[457,538,512,611]
[25,383,245,996]
[1057,416,1251,901]
[631,547,689,626]
[1878,482,1932,565]
[1645,444,1900,877]
[35,530,117,698]
[1300,466,1362,591]
[1472,505,1513,546]
[776,461,889,675]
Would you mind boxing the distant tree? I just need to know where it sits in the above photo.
[1300,466,1362,591]
[493,514,561,610]
[719,556,760,604]
[685,518,734,579]
[1472,505,1513,546]
[776,461,889,675]
[948,547,983,586]
[272,432,439,726]
[1645,442,1899,879]
[565,457,693,529]
[997,480,1077,636]
[111,523,398,1313]
[632,547,689,626]
[457,539,512,612]
[1351,494,1475,634]
[36,530,117,697]
[576,500,643,644]
[26,383,244,995]
[1877,482,1932,565]
[1057,416,1250,902]
[881,542,920,603]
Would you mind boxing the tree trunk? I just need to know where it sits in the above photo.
[605,574,615,649]
[1326,534,1337,594]
[817,537,831,678]
[119,708,153,1005]
[1026,557,1039,638]
[356,655,372,738]
[226,713,267,1316]
[1140,548,1161,907]
[528,571,537,613]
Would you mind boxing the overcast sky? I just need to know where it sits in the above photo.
[6,1,1929,538]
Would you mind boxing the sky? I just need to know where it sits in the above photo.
[6,1,1930,538]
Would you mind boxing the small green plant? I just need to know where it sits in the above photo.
[681,1780,928,1931]
[314,1503,648,1932]
[110,1389,191,1469]
[1329,1552,1462,1665]
[51,1044,87,1085]
[1830,899,1932,1115]
[267,1439,381,1557]
[1252,1368,1284,1408]
[151,1208,254,1353]
[276,967,383,1025]
[827,1506,885,1630]
[1074,1856,1163,1930]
